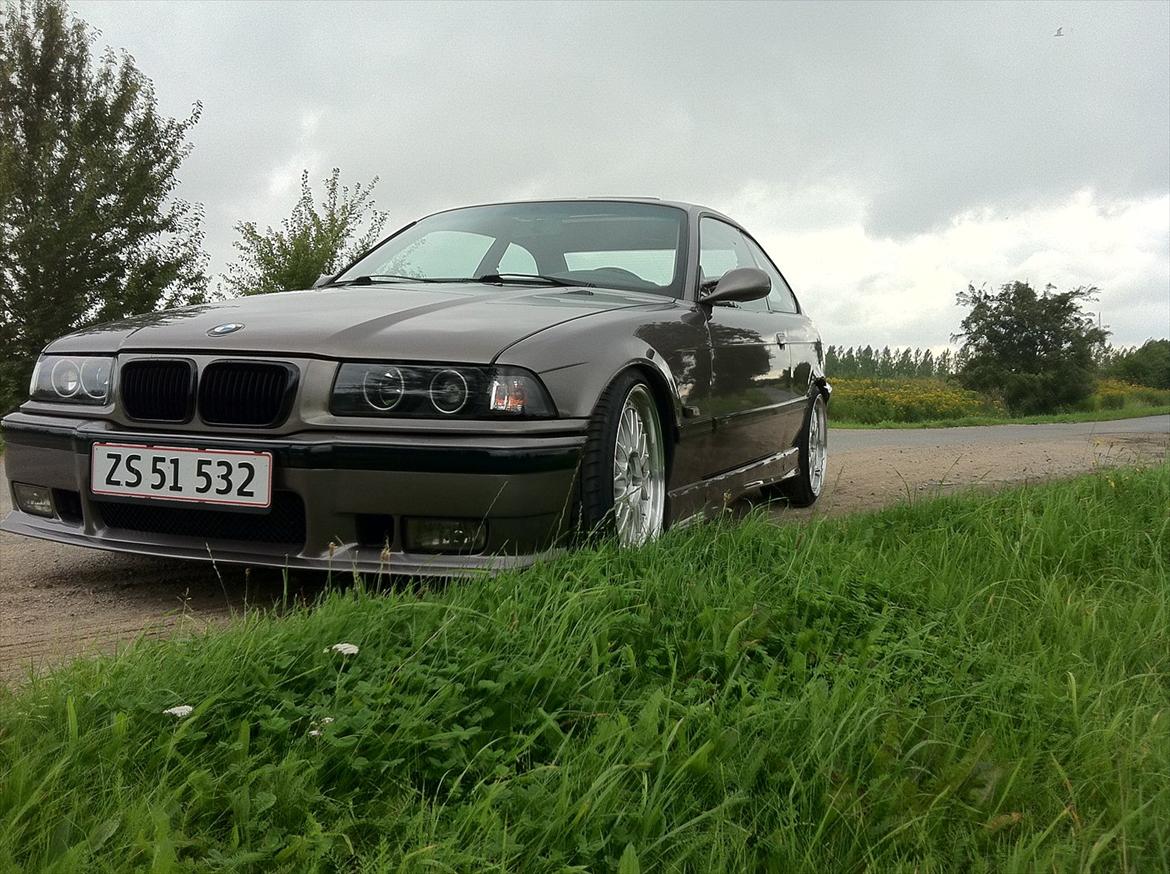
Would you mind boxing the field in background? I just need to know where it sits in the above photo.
[2,467,1168,871]
[830,376,1170,426]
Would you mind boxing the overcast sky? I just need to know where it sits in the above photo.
[75,0,1169,349]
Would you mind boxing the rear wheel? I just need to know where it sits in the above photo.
[579,372,667,546]
[768,393,827,507]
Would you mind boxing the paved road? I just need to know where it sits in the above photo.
[831,414,1169,451]
[2,415,1167,679]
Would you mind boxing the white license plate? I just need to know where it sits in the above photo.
[90,443,273,508]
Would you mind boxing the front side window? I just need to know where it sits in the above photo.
[335,201,688,297]
[744,236,799,313]
[699,217,768,312]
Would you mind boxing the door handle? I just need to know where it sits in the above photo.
[776,332,788,348]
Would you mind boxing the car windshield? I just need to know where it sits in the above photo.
[333,201,688,297]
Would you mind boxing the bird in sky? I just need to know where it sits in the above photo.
[1054,27,1064,37]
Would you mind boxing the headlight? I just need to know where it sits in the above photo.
[30,355,115,404]
[429,369,469,415]
[362,366,405,411]
[332,363,556,418]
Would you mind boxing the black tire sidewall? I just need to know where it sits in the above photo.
[783,393,825,507]
[578,372,665,538]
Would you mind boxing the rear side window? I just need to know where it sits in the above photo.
[699,217,768,312]
[744,236,799,313]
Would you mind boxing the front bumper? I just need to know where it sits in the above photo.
[0,412,585,577]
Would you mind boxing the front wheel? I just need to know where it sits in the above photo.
[770,393,828,507]
[579,373,667,546]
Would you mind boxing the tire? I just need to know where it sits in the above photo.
[579,371,668,545]
[770,392,828,508]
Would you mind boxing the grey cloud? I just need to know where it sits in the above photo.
[72,0,1170,346]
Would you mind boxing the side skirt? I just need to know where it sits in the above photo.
[669,446,799,526]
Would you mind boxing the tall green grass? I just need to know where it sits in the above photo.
[2,467,1168,872]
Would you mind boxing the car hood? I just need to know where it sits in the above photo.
[47,283,663,363]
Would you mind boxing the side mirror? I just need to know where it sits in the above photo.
[312,273,334,288]
[699,267,770,306]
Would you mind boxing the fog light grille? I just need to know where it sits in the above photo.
[52,489,84,523]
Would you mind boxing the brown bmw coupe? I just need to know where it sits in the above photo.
[1,199,829,575]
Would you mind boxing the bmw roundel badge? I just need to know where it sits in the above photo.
[207,323,245,337]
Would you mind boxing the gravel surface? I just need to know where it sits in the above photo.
[2,415,1167,680]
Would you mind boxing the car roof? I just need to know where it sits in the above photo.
[423,198,741,228]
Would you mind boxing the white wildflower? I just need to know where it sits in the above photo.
[163,705,193,718]
[307,716,334,738]
[330,642,359,656]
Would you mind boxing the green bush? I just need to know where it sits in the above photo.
[1108,339,1170,389]
[955,282,1107,414]
[829,377,1003,423]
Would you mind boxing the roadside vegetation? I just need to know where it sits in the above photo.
[830,376,1170,427]
[827,294,1169,427]
[2,466,1167,871]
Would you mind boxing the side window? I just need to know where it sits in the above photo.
[699,217,768,312]
[744,237,798,313]
[497,242,537,274]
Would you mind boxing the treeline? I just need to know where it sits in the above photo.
[827,339,1169,390]
[825,346,967,378]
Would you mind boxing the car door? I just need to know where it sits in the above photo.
[743,234,813,452]
[698,217,792,475]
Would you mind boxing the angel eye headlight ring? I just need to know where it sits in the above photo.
[429,369,469,415]
[361,366,406,411]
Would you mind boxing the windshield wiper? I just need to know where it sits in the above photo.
[475,273,596,288]
[333,274,436,286]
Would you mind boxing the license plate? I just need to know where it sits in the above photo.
[90,443,273,508]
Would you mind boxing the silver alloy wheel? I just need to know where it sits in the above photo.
[809,394,828,496]
[612,384,666,546]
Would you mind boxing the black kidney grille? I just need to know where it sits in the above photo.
[120,360,193,422]
[94,491,306,547]
[199,361,295,426]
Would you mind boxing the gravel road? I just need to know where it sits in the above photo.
[2,414,1166,680]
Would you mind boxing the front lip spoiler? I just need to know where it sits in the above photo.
[0,511,563,578]
[1,415,585,475]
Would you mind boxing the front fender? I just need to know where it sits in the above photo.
[494,303,706,436]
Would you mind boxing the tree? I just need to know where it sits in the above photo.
[0,0,209,411]
[895,347,915,377]
[222,168,388,296]
[1106,339,1170,389]
[918,348,935,378]
[936,348,953,376]
[954,281,1108,414]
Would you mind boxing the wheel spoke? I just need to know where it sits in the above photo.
[610,385,665,546]
[615,442,629,466]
